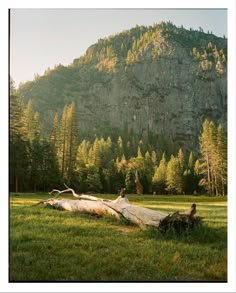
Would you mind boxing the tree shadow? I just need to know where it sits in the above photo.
[146,224,227,247]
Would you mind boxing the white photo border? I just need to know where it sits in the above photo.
[1,0,235,292]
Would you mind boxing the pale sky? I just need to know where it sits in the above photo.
[10,9,227,87]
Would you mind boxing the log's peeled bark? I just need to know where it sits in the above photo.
[39,186,202,232]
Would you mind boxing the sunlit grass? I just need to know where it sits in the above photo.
[9,193,227,281]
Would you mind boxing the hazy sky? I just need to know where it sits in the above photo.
[10,9,227,87]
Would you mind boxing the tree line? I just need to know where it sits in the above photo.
[10,88,227,195]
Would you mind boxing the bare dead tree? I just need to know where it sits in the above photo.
[34,185,202,232]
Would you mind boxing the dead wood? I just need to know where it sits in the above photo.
[35,186,202,232]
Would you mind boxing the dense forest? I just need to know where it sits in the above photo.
[10,78,227,195]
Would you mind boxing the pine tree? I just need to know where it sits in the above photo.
[52,112,60,151]
[10,135,30,192]
[77,139,90,166]
[177,148,184,171]
[27,136,61,192]
[10,94,24,140]
[21,100,41,143]
[22,106,43,192]
[30,136,43,192]
[10,93,30,192]
[188,152,194,169]
[137,146,143,158]
[29,135,60,192]
[85,164,102,192]
[88,138,101,168]
[40,139,61,190]
[57,102,78,183]
[177,148,185,192]
[183,152,197,194]
[58,104,69,178]
[144,151,154,193]
[198,119,214,194]
[104,160,124,194]
[22,100,35,142]
[198,119,220,195]
[117,136,123,159]
[121,154,126,162]
[198,119,227,196]
[125,168,135,193]
[151,150,157,165]
[10,76,16,94]
[32,112,41,140]
[75,141,91,192]
[152,152,167,194]
[166,155,183,194]
[99,136,112,168]
[10,93,45,192]
[67,102,79,182]
[216,125,227,195]
[209,121,219,195]
[105,136,113,162]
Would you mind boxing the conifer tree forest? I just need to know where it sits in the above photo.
[10,80,227,196]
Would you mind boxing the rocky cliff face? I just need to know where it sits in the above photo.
[17,22,227,154]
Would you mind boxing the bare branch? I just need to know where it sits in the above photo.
[63,184,80,198]
[48,189,63,198]
[78,194,100,201]
[31,198,55,206]
[49,185,100,201]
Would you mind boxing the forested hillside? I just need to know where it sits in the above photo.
[17,22,227,155]
[10,22,227,194]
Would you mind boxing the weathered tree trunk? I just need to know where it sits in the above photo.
[135,171,143,194]
[15,176,18,193]
[38,186,202,232]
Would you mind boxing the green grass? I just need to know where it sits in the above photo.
[9,193,227,281]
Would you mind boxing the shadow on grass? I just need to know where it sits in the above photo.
[31,205,227,245]
[146,223,227,247]
[76,210,227,250]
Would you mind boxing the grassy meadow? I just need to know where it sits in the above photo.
[9,193,227,282]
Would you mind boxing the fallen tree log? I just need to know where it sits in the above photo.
[38,186,202,232]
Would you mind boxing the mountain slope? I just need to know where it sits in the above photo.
[17,22,227,154]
